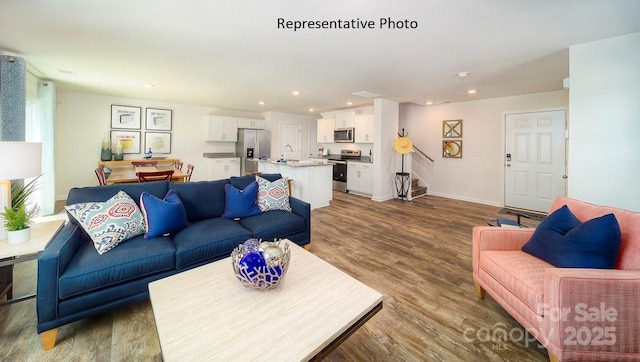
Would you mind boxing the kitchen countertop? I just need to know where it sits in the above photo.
[249,159,332,167]
[310,155,373,163]
[202,153,239,158]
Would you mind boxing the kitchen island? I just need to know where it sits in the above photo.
[251,159,332,210]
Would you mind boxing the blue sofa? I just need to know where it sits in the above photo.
[36,174,310,350]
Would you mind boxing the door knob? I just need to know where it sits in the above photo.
[562,175,568,179]
[506,164,511,167]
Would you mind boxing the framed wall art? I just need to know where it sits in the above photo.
[145,132,171,154]
[443,119,463,138]
[442,140,462,158]
[111,130,141,154]
[146,108,173,131]
[111,105,142,129]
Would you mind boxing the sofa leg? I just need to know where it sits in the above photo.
[548,352,559,362]
[41,328,58,350]
[474,281,486,299]
[303,244,311,251]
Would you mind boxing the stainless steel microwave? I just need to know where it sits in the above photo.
[334,128,354,143]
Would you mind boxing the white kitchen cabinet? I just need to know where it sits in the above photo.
[354,115,374,143]
[317,118,335,143]
[209,158,240,180]
[203,116,238,142]
[335,110,356,128]
[347,161,372,195]
[237,118,266,129]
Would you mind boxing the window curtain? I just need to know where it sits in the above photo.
[0,55,26,141]
[36,81,55,215]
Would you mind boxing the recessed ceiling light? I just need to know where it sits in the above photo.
[292,91,301,95]
[467,89,477,94]
[258,101,265,105]
[426,101,433,105]
[457,71,469,78]
[308,108,314,112]
[347,101,353,106]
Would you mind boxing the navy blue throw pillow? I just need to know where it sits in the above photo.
[522,205,621,269]
[222,181,261,219]
[140,190,189,239]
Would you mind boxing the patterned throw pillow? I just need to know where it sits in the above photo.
[65,191,146,255]
[256,175,291,212]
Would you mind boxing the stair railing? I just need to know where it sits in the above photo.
[413,145,434,162]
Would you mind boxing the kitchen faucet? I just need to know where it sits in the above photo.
[285,144,293,152]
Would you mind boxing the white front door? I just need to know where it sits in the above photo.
[504,110,567,212]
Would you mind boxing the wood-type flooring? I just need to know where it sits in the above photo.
[1,192,547,361]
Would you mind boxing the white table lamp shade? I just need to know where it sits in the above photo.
[0,142,42,180]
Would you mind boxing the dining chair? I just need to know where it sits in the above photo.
[136,170,174,182]
[95,166,107,186]
[175,161,184,171]
[186,164,194,182]
[131,160,158,167]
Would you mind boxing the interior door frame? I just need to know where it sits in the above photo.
[500,108,568,209]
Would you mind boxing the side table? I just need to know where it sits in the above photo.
[0,219,65,306]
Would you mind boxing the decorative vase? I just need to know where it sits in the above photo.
[101,133,112,161]
[7,228,30,244]
[114,141,124,161]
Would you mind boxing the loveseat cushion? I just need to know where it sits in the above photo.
[172,217,253,268]
[522,205,622,269]
[58,234,175,299]
[479,250,552,315]
[169,180,228,222]
[238,210,305,241]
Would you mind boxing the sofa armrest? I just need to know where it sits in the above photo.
[289,197,311,243]
[472,226,535,275]
[542,268,640,355]
[36,223,87,329]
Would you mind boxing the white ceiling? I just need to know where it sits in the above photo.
[1,0,639,115]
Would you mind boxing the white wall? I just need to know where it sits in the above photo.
[373,98,399,202]
[400,90,568,206]
[56,91,263,199]
[568,32,640,211]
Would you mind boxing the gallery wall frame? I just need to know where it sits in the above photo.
[111,105,142,129]
[111,130,141,154]
[145,132,171,154]
[443,119,463,138]
[146,108,173,131]
[442,140,462,158]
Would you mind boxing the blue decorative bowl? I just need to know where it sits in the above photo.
[231,240,291,291]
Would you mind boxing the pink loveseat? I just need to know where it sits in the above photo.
[472,196,640,361]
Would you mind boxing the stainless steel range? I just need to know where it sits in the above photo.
[327,149,361,192]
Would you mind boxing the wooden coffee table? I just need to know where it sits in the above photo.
[148,240,383,361]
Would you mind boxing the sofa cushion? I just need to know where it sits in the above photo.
[480,250,552,315]
[222,182,261,219]
[256,176,291,212]
[169,180,228,222]
[522,205,622,268]
[66,181,168,226]
[172,217,253,268]
[58,234,175,299]
[238,210,305,240]
[65,191,146,255]
[140,190,189,238]
[229,173,283,190]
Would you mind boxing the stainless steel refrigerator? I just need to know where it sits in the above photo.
[236,129,271,175]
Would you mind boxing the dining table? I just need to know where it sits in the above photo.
[105,165,189,184]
